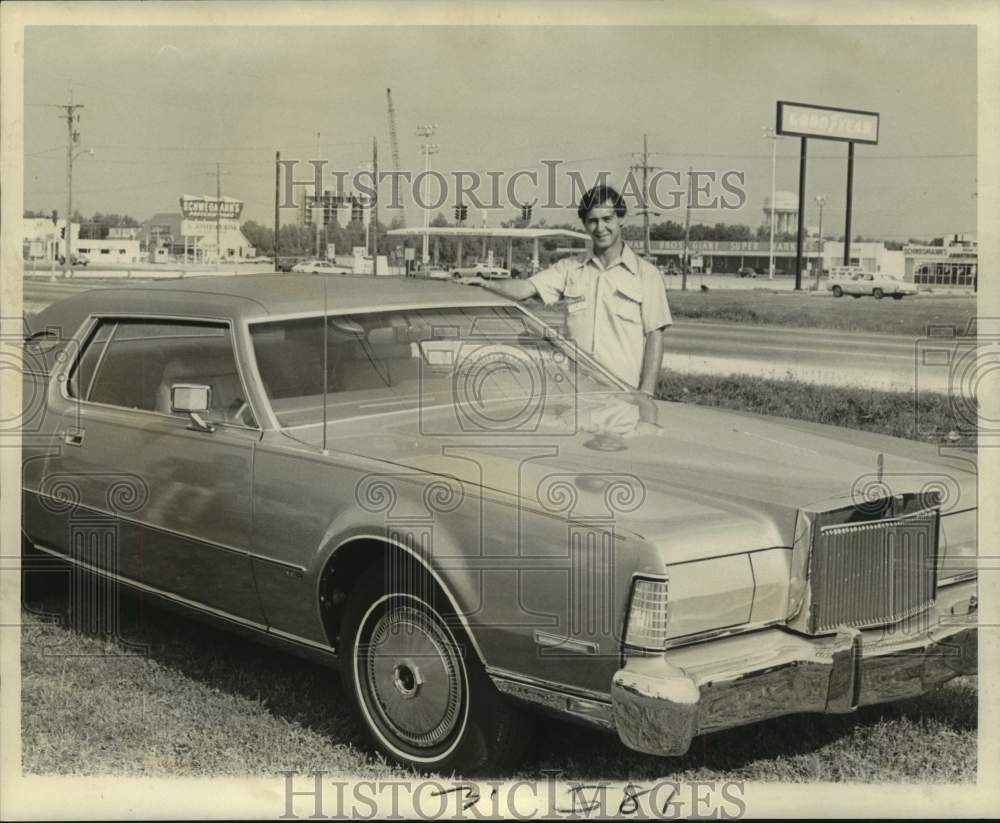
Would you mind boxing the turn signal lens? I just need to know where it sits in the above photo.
[624,577,670,650]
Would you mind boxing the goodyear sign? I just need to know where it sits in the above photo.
[179,195,244,221]
[777,102,879,145]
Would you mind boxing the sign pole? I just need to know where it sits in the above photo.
[794,137,807,291]
[274,151,281,267]
[843,142,855,265]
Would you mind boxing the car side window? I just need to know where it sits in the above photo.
[75,319,256,427]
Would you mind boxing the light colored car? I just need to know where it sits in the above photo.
[291,259,351,274]
[828,266,918,300]
[452,261,511,280]
[419,266,453,281]
[21,275,977,774]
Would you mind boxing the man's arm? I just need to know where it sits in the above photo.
[457,277,538,301]
[638,327,664,395]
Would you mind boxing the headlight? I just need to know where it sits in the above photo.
[623,577,670,651]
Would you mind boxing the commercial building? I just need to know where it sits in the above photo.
[22,218,141,264]
[904,234,978,289]
[141,195,255,263]
[629,238,824,275]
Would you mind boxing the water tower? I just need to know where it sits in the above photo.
[762,191,799,235]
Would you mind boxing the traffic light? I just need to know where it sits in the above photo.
[454,205,461,222]
[460,204,468,222]
[521,204,532,223]
[59,226,65,239]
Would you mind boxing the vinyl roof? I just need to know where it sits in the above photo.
[43,274,511,325]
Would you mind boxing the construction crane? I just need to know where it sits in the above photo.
[386,88,404,226]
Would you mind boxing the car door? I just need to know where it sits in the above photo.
[38,316,266,624]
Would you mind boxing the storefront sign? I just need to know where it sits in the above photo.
[635,240,818,253]
[179,195,244,221]
[777,102,879,145]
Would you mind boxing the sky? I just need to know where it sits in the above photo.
[23,24,977,240]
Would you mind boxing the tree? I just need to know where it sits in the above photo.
[241,220,274,255]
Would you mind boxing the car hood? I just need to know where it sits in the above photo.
[291,392,976,561]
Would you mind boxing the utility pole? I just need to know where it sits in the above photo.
[215,162,222,270]
[274,151,281,266]
[763,126,780,280]
[813,194,826,291]
[681,166,692,292]
[59,88,84,277]
[630,133,661,258]
[372,136,379,276]
[314,131,324,260]
[416,123,438,265]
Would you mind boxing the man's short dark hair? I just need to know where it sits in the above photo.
[577,185,627,221]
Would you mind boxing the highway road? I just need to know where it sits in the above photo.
[662,319,974,396]
[17,276,990,398]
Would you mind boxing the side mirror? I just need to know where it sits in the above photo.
[171,383,214,432]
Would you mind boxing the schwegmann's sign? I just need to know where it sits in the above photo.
[179,195,244,221]
[777,102,879,145]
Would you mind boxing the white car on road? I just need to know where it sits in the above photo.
[452,262,511,280]
[828,266,918,300]
[291,259,352,274]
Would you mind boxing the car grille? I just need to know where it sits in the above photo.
[809,508,939,633]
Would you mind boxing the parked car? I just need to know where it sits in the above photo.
[828,266,918,300]
[736,266,757,278]
[409,265,453,281]
[56,254,88,267]
[290,259,352,274]
[21,275,978,774]
[452,262,510,280]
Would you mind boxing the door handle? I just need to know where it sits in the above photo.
[61,427,85,446]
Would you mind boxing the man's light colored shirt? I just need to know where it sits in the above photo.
[529,244,672,387]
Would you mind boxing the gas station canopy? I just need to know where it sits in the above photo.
[386,227,589,241]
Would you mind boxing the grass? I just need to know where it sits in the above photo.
[20,374,978,780]
[656,370,978,450]
[528,291,977,337]
[19,602,977,783]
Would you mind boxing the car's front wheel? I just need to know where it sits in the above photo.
[831,285,843,297]
[340,565,530,774]
[873,288,884,300]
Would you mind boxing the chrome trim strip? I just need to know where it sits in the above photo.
[268,627,338,655]
[532,630,599,655]
[660,619,786,651]
[485,666,611,704]
[26,489,307,573]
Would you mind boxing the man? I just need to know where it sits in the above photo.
[457,185,671,394]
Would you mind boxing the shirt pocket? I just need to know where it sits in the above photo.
[564,279,589,313]
[612,284,643,325]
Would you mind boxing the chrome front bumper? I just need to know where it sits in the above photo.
[610,581,978,756]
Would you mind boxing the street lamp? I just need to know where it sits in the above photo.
[813,194,827,290]
[416,123,439,265]
[762,126,782,280]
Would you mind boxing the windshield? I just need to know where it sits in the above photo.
[249,305,622,428]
